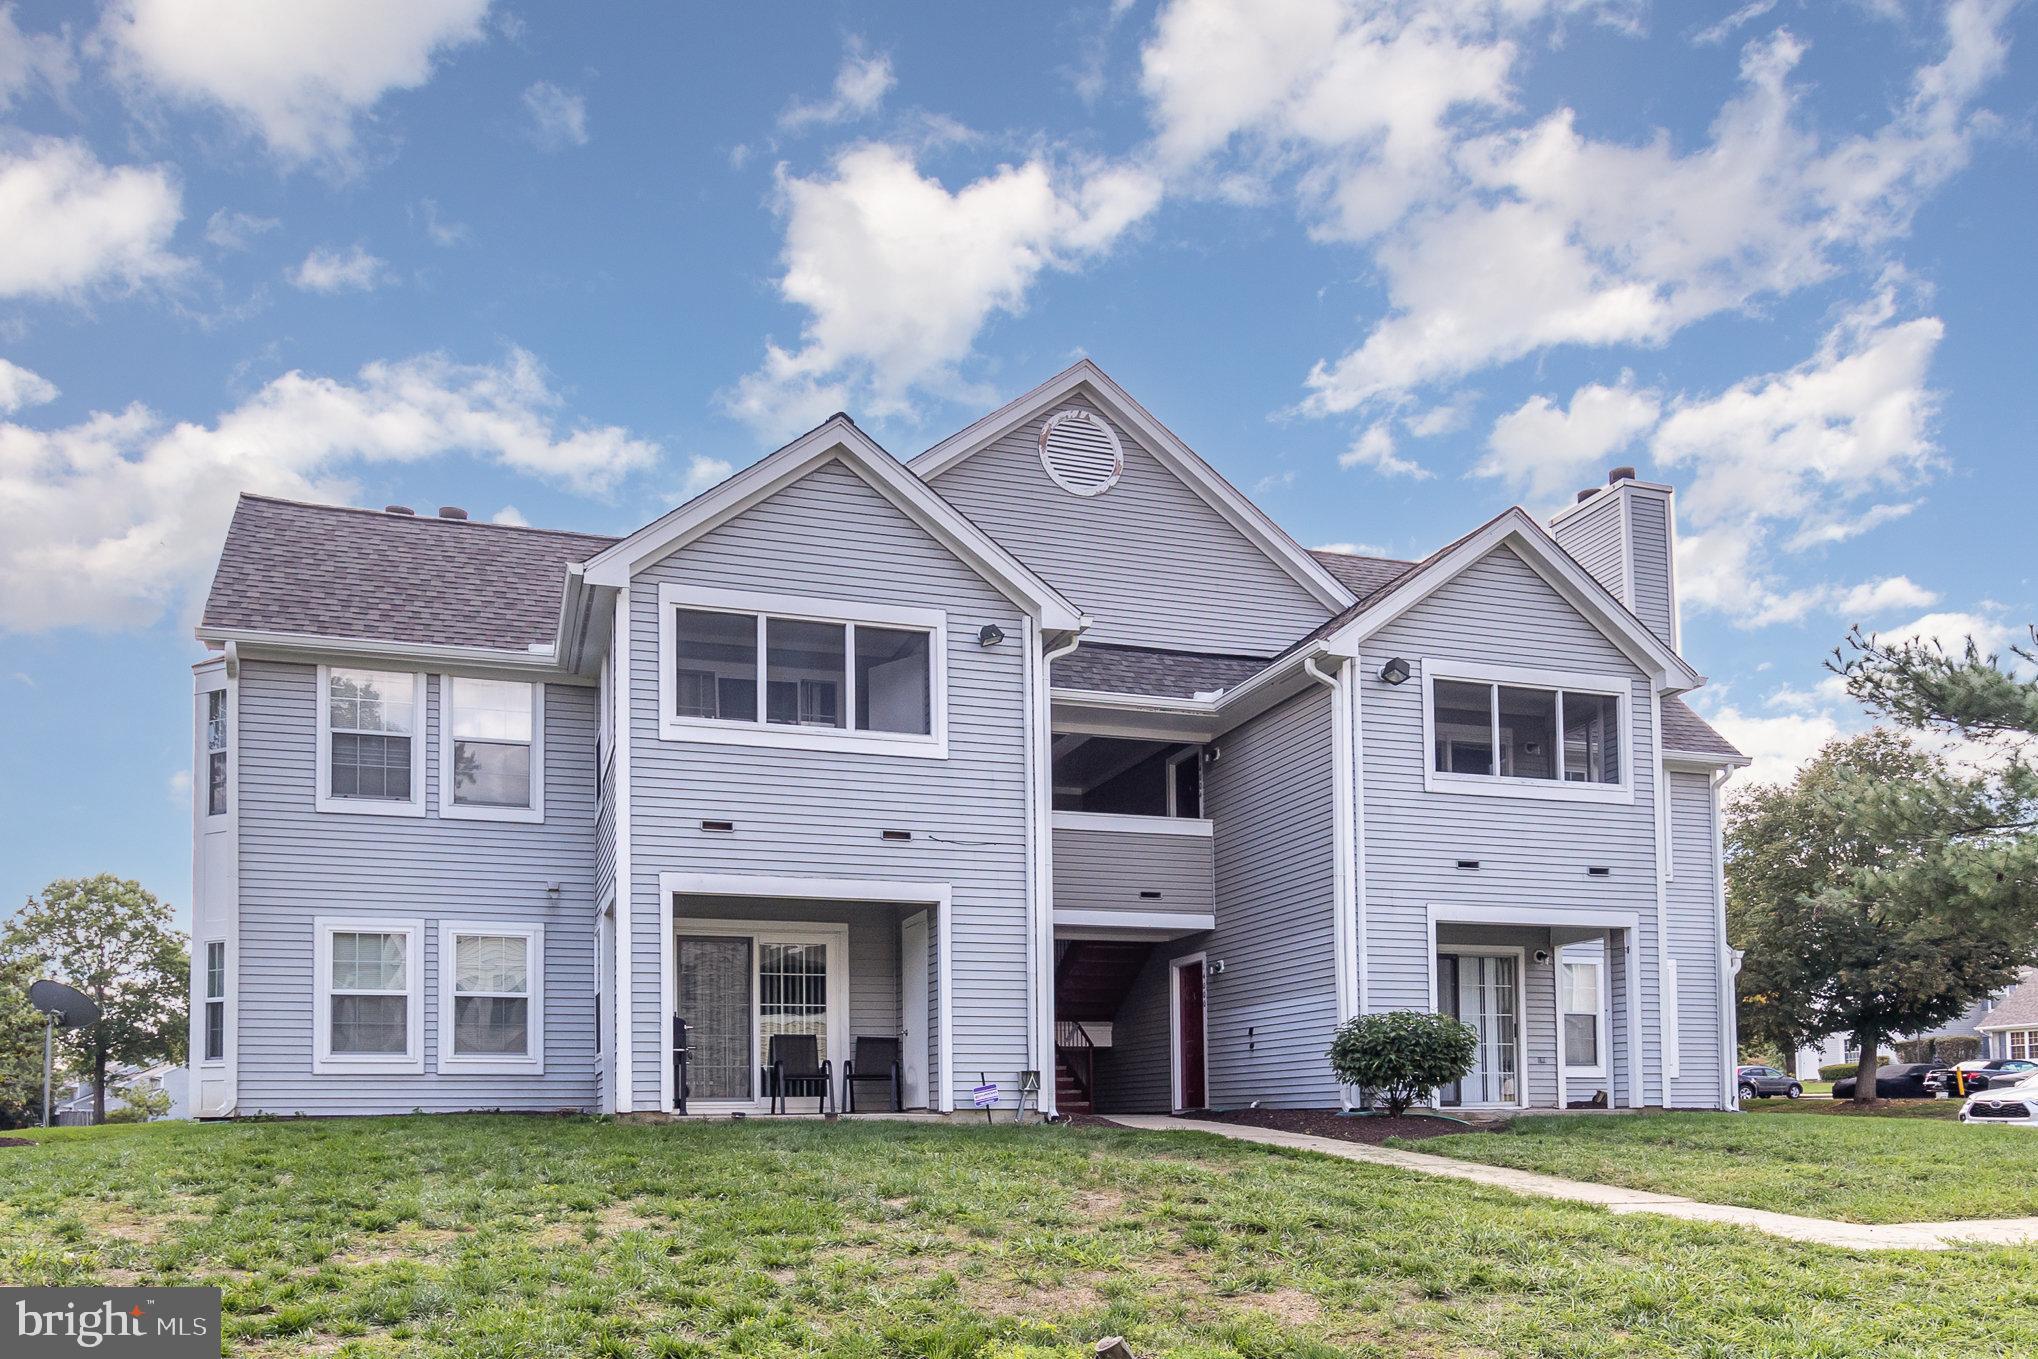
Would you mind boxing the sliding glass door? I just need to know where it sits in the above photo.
[1437,951,1522,1107]
[677,935,753,1101]
[674,922,846,1109]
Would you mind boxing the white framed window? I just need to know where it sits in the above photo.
[656,584,948,758]
[312,918,424,1073]
[315,666,426,816]
[204,690,229,818]
[1560,957,1606,1076]
[202,941,226,1063]
[2009,1030,2038,1062]
[439,677,544,822]
[1421,660,1633,804]
[437,922,545,1074]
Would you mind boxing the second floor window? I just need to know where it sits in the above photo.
[204,690,228,816]
[1430,673,1623,789]
[670,605,935,739]
[325,667,420,805]
[445,677,539,814]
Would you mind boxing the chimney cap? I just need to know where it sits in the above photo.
[437,506,469,520]
[1575,488,1597,503]
[1608,466,1637,484]
[385,505,415,515]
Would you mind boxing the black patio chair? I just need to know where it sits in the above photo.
[767,1034,833,1115]
[844,1036,903,1113]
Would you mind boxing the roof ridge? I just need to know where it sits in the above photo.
[1307,547,1418,566]
[237,492,619,543]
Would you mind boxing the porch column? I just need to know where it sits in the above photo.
[1552,929,1566,1114]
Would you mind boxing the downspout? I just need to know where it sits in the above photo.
[1033,620,1089,1120]
[1653,695,1675,1105]
[1712,765,1741,1112]
[1303,647,1361,1106]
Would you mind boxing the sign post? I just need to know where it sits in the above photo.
[972,1074,999,1124]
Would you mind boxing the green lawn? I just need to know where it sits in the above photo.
[3,1117,2038,1357]
[1402,1109,2036,1224]
[1742,1097,1961,1120]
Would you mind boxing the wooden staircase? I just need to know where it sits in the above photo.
[1052,941,1152,1116]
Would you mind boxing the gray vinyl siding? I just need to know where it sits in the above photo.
[1628,494,1675,649]
[1358,544,1669,1106]
[626,457,1032,1112]
[1666,770,1726,1106]
[1202,689,1341,1108]
[1053,826,1213,916]
[1551,495,1624,604]
[925,391,1330,654]
[235,661,598,1115]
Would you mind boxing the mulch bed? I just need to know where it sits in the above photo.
[0,1137,35,1148]
[1185,1107,1497,1145]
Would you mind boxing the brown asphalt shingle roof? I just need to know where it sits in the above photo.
[1982,970,2038,1032]
[1307,548,1419,598]
[200,494,617,652]
[1052,644,1272,699]
[1660,696,1745,760]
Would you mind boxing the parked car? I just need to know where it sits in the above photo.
[1963,1059,2038,1092]
[1735,1065,1803,1100]
[1830,1062,1948,1100]
[1961,1072,2038,1126]
[1926,1061,1993,1094]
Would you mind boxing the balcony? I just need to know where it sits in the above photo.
[1052,810,1215,936]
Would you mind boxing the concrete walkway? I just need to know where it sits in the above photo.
[1110,1115,2038,1252]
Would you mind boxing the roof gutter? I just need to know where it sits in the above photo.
[196,626,580,680]
[1301,647,1361,1057]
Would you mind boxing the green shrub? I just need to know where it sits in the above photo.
[1819,1057,1894,1082]
[1327,1010,1479,1116]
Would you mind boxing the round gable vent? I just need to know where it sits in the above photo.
[1037,407,1124,497]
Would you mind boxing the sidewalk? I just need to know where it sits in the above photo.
[1108,1115,2038,1251]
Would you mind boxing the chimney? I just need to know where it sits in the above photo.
[1547,467,1680,651]
[385,505,415,515]
[437,506,469,520]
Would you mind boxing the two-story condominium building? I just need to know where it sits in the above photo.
[185,360,1747,1122]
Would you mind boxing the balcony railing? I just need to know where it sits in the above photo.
[1052,810,1214,925]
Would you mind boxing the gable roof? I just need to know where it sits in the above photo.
[910,359,1356,613]
[1980,969,2038,1032]
[200,495,616,653]
[1661,696,1746,762]
[580,414,1083,631]
[1308,548,1418,598]
[1289,507,1705,691]
[1052,643,1272,699]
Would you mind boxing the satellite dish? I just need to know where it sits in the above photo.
[27,979,100,1030]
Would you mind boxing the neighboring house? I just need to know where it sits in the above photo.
[1791,975,2038,1077]
[49,1063,184,1125]
[186,360,1747,1120]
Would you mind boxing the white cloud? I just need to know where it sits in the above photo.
[0,358,57,413]
[1706,704,1845,788]
[417,197,469,245]
[1834,576,1938,617]
[1254,468,1296,493]
[1337,421,1430,478]
[1480,373,1660,501]
[682,455,733,497]
[1873,609,2021,657]
[203,207,280,251]
[99,0,491,166]
[0,347,659,631]
[521,80,588,149]
[727,143,1160,438]
[0,4,76,109]
[1691,0,1777,46]
[489,505,527,526]
[1295,2,2012,412]
[0,137,185,299]
[288,243,392,293]
[166,768,190,803]
[1313,539,1391,556]
[780,39,895,131]
[1784,499,1917,550]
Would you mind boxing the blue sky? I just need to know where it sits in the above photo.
[1,0,2033,927]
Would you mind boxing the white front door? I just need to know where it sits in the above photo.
[1456,953,1522,1107]
[900,912,929,1109]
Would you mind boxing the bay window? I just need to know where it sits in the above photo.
[658,585,947,756]
[438,923,544,1073]
[442,677,543,822]
[314,919,423,1072]
[317,667,425,815]
[203,941,225,1062]
[1425,663,1629,801]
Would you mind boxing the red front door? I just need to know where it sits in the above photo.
[1176,960,1207,1111]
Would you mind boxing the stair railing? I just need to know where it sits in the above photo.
[1054,1019,1097,1108]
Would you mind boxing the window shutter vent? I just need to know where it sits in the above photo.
[1037,407,1125,497]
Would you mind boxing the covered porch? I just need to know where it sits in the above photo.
[664,881,952,1116]
[1428,905,1642,1112]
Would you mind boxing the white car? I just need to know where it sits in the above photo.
[1960,1072,2038,1125]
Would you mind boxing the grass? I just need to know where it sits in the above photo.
[4,1118,2038,1357]
[1402,1109,2038,1224]
[1742,1097,1961,1120]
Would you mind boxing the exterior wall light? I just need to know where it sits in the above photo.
[978,624,1006,647]
[1378,656,1411,685]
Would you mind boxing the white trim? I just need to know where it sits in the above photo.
[613,588,634,1111]
[1654,704,1677,1085]
[314,665,427,817]
[436,676,546,823]
[1054,908,1216,935]
[654,582,949,759]
[436,921,546,1075]
[1050,809,1213,839]
[1546,477,1678,525]
[1168,952,1209,1113]
[658,872,956,1112]
[312,917,425,1075]
[1427,903,1641,931]
[1419,659,1636,805]
[669,917,850,1112]
[912,361,1356,613]
[1303,654,1360,1065]
[1325,508,1702,691]
[596,897,618,1114]
[198,938,227,1067]
[189,659,240,1115]
[196,627,576,680]
[1350,652,1369,1015]
[1711,768,1737,1110]
[1665,750,1752,771]
[1430,939,1530,1110]
[1664,958,1682,1084]
[1164,746,1200,817]
[1623,926,1644,1107]
[1038,405,1125,496]
[581,421,1083,630]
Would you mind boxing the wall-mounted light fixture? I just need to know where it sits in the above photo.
[978,623,1006,647]
[1378,656,1411,685]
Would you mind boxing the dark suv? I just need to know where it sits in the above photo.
[1928,1058,2038,1094]
[1735,1065,1803,1100]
